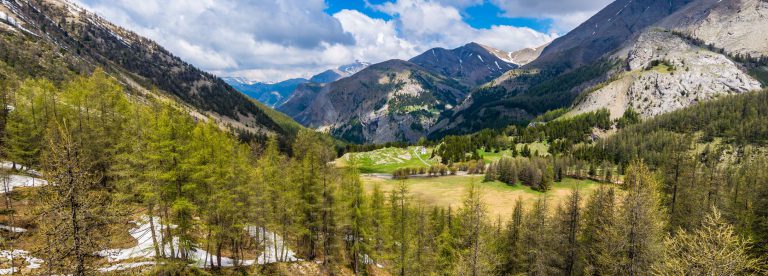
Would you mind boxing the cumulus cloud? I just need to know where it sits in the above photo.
[490,0,613,32]
[74,0,561,82]
[374,0,556,51]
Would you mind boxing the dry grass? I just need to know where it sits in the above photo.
[362,175,604,222]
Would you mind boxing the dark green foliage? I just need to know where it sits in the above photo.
[616,107,641,129]
[431,59,620,138]
[520,109,611,144]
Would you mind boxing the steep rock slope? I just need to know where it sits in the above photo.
[409,42,517,86]
[283,60,468,144]
[432,0,766,138]
[570,30,762,119]
[0,0,285,136]
[530,0,696,68]
[569,0,767,118]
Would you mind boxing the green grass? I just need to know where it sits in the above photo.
[478,142,551,162]
[337,146,438,173]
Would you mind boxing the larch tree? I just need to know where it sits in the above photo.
[654,208,763,275]
[619,161,666,275]
[581,185,621,275]
[497,198,526,275]
[36,123,120,275]
[553,189,583,276]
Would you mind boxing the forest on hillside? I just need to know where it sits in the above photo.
[0,68,766,275]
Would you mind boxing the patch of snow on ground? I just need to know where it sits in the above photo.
[1,175,47,194]
[247,226,301,264]
[99,216,256,270]
[1,161,41,176]
[0,250,43,275]
[0,224,26,233]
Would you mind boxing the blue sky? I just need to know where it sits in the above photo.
[74,0,613,82]
[326,0,554,33]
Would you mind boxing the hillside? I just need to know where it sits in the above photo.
[283,43,524,143]
[431,0,767,138]
[409,42,518,86]
[282,59,469,144]
[0,0,286,136]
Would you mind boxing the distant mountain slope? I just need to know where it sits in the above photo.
[431,0,767,138]
[225,61,370,108]
[224,78,308,108]
[282,60,469,144]
[409,42,517,86]
[0,0,286,136]
[310,60,371,83]
[281,43,520,143]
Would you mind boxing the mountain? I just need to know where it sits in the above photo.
[309,60,371,83]
[280,43,524,143]
[224,61,370,107]
[430,0,768,138]
[224,78,308,108]
[0,0,288,137]
[279,60,468,144]
[409,42,518,86]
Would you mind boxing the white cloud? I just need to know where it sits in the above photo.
[490,0,613,33]
[373,0,557,51]
[75,0,560,82]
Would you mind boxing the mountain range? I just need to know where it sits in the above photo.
[223,61,371,108]
[2,0,766,146]
[274,0,767,143]
[277,42,523,143]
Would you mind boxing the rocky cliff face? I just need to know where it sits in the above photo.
[283,60,468,144]
[570,30,763,119]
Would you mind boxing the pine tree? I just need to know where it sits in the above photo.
[343,157,370,274]
[524,197,554,275]
[457,180,490,276]
[369,183,387,263]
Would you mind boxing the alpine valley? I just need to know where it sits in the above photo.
[225,0,768,144]
[2,0,768,275]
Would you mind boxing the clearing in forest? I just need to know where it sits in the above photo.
[336,146,437,173]
[362,175,603,222]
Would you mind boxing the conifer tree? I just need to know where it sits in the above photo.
[553,189,582,275]
[581,185,621,275]
[654,208,763,275]
[524,197,554,275]
[497,198,526,275]
[619,161,665,275]
[36,123,121,275]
